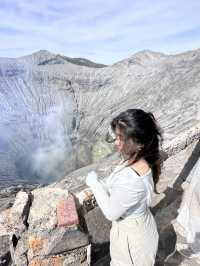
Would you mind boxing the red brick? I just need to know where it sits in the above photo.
[57,195,79,227]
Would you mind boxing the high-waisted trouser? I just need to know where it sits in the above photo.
[110,210,158,266]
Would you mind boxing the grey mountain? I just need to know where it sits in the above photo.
[0,49,200,186]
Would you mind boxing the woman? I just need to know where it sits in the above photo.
[86,109,162,266]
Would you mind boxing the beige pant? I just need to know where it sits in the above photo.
[110,210,158,266]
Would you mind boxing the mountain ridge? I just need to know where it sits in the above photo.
[0,47,200,185]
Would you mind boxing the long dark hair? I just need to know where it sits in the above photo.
[110,109,163,190]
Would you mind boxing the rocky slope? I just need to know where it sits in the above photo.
[0,48,200,186]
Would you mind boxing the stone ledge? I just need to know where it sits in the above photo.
[28,245,88,266]
[29,256,64,266]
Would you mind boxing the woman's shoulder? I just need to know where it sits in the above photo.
[114,166,145,183]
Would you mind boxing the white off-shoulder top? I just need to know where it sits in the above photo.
[88,162,154,221]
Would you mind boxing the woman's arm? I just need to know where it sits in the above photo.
[86,171,142,221]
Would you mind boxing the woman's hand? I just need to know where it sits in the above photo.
[86,171,98,187]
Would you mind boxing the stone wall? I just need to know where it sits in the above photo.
[0,187,101,266]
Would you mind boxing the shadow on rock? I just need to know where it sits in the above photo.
[153,140,200,264]
[91,242,110,266]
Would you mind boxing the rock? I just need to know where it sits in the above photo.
[45,227,89,255]
[155,195,182,232]
[84,207,111,244]
[0,209,12,265]
[0,235,11,266]
[28,245,88,266]
[156,224,177,264]
[9,191,31,232]
[0,235,10,254]
[11,232,28,266]
[28,256,65,266]
[0,184,38,213]
[28,188,69,232]
[27,235,45,259]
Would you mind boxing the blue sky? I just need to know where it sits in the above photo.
[0,0,200,64]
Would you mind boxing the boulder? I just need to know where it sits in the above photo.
[9,191,31,234]
[84,207,111,244]
[28,187,69,232]
[45,227,89,255]
[0,234,11,266]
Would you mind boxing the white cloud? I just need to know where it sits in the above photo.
[0,0,200,64]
